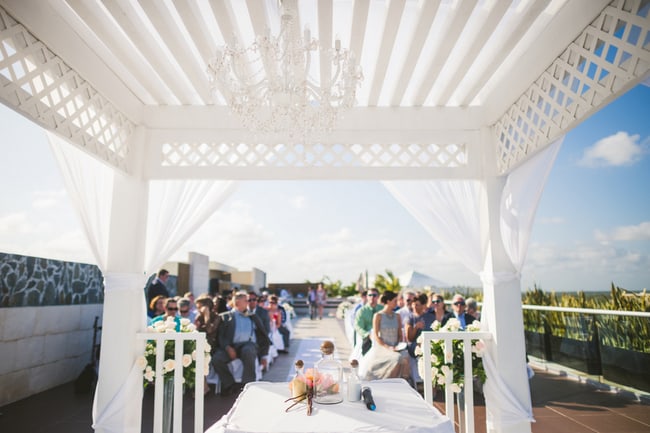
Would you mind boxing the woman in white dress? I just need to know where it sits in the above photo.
[360,290,410,381]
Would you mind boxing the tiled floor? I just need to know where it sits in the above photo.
[1,315,648,433]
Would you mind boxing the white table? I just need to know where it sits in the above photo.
[206,378,454,433]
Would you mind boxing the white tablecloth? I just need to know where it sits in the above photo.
[206,378,454,433]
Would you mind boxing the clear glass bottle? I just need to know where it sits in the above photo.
[347,359,361,401]
[314,340,343,404]
[289,359,307,400]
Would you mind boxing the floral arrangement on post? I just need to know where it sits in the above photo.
[137,316,211,389]
[335,300,353,319]
[416,318,487,393]
[281,302,296,320]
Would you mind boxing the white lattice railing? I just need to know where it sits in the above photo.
[136,332,207,433]
[160,141,468,169]
[494,0,650,174]
[421,331,492,433]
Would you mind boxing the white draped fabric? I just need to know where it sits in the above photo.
[499,138,563,272]
[48,133,114,270]
[382,136,563,430]
[382,180,487,274]
[145,179,237,272]
[481,137,562,430]
[47,132,238,432]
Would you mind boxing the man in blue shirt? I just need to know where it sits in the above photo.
[451,294,476,330]
[211,291,271,396]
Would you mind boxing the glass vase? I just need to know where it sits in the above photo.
[314,340,343,404]
[163,376,174,433]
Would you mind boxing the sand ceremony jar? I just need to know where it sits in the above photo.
[314,340,343,404]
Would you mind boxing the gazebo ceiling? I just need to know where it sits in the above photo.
[1,0,648,178]
[1,0,606,123]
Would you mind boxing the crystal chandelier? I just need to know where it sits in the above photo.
[207,3,363,140]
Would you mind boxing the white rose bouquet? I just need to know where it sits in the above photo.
[416,318,486,393]
[138,316,211,389]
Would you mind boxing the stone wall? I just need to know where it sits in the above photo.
[0,253,104,406]
[0,253,104,307]
[0,304,103,406]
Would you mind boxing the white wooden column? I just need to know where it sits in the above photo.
[480,128,532,433]
[94,170,149,433]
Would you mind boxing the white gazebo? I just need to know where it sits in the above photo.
[1,1,648,432]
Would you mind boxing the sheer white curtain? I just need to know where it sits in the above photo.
[500,137,563,271]
[145,179,236,272]
[481,136,563,430]
[383,137,563,429]
[48,132,238,432]
[382,180,487,274]
[48,133,114,269]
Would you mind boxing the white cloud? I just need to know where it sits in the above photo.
[578,131,646,167]
[169,197,478,287]
[32,189,67,209]
[0,212,31,233]
[523,241,649,291]
[595,221,650,242]
[0,212,51,235]
[319,228,352,243]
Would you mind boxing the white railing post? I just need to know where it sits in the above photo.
[173,337,183,433]
[194,336,205,433]
[137,332,207,433]
[153,335,164,433]
[421,331,492,433]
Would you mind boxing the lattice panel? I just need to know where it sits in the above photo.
[494,0,650,174]
[0,6,134,172]
[161,141,468,168]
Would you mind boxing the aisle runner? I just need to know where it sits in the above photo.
[283,338,346,381]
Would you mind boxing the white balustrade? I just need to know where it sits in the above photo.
[136,332,206,433]
[421,331,492,433]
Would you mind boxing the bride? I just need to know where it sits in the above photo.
[359,290,410,381]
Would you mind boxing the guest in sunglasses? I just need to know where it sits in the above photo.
[429,293,452,327]
[353,288,383,357]
[150,297,181,331]
[450,294,475,330]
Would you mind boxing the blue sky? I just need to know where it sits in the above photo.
[1,85,648,293]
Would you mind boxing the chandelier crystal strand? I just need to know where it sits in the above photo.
[207,6,362,141]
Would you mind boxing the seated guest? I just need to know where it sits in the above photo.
[405,293,436,384]
[353,288,382,360]
[211,291,271,396]
[194,294,221,353]
[148,294,165,321]
[429,293,453,326]
[451,294,475,330]
[213,294,229,314]
[465,297,481,321]
[150,297,181,331]
[267,295,290,352]
[397,291,416,341]
[405,293,436,352]
[178,298,196,322]
[183,292,198,320]
[360,291,410,382]
[247,291,271,371]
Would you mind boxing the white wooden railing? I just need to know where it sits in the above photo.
[136,332,206,433]
[421,331,492,433]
